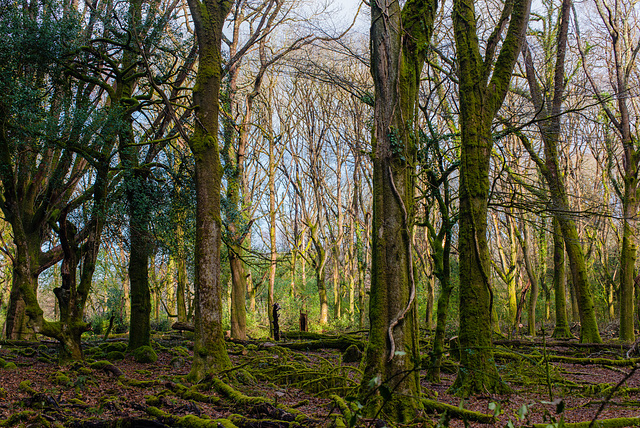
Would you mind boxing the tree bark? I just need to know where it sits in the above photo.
[360,0,436,420]
[521,0,601,344]
[452,0,531,395]
[551,217,572,338]
[186,0,234,381]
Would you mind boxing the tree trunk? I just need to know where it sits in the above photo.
[268,127,277,339]
[185,0,234,381]
[229,249,247,340]
[452,0,531,395]
[176,249,188,323]
[521,0,601,344]
[360,0,436,420]
[551,218,572,338]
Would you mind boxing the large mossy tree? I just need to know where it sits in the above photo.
[451,0,531,396]
[185,0,234,381]
[360,0,436,421]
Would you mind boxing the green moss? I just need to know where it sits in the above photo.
[0,358,6,368]
[67,398,88,407]
[85,346,102,356]
[18,380,36,394]
[234,369,255,385]
[0,388,6,399]
[342,345,363,363]
[89,360,113,369]
[50,371,71,386]
[132,345,157,363]
[0,410,39,427]
[124,378,161,387]
[146,405,237,427]
[105,351,125,361]
[170,356,186,369]
[531,417,640,428]
[145,395,161,406]
[102,342,127,353]
[77,367,93,375]
[172,346,190,357]
[3,362,16,370]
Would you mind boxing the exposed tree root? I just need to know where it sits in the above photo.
[421,398,495,423]
[146,406,238,427]
[529,416,640,428]
[66,417,170,427]
[548,355,640,367]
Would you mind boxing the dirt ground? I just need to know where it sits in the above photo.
[0,334,638,427]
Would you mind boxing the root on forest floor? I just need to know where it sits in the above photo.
[529,416,640,428]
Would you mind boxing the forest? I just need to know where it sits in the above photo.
[3,0,640,425]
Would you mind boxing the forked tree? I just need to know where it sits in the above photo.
[451,0,531,395]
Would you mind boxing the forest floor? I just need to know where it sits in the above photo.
[0,330,639,427]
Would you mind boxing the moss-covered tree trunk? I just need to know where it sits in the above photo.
[521,0,601,344]
[309,224,328,325]
[222,59,248,341]
[584,0,640,343]
[551,217,572,338]
[427,238,453,383]
[126,171,152,349]
[185,0,233,381]
[360,0,436,421]
[176,236,188,323]
[5,234,41,340]
[452,0,531,396]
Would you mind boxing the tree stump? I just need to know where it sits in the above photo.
[299,311,308,332]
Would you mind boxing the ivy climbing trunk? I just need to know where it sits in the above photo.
[119,8,152,349]
[186,0,234,381]
[452,0,531,396]
[360,0,436,421]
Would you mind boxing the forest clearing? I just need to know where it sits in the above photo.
[1,329,640,427]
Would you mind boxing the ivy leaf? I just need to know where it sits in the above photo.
[518,404,528,421]
[368,376,380,389]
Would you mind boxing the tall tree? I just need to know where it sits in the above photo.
[185,0,234,380]
[520,0,601,342]
[578,0,640,342]
[361,0,436,420]
[451,0,531,395]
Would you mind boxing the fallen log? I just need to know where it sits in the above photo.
[495,339,631,351]
[548,355,640,367]
[421,398,495,424]
[529,416,640,428]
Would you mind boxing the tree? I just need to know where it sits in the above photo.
[577,0,640,342]
[360,0,436,420]
[451,0,531,395]
[185,0,234,380]
[520,0,601,342]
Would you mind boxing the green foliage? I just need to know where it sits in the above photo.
[151,317,173,333]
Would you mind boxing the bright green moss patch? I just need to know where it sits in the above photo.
[132,345,157,363]
[105,351,125,361]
